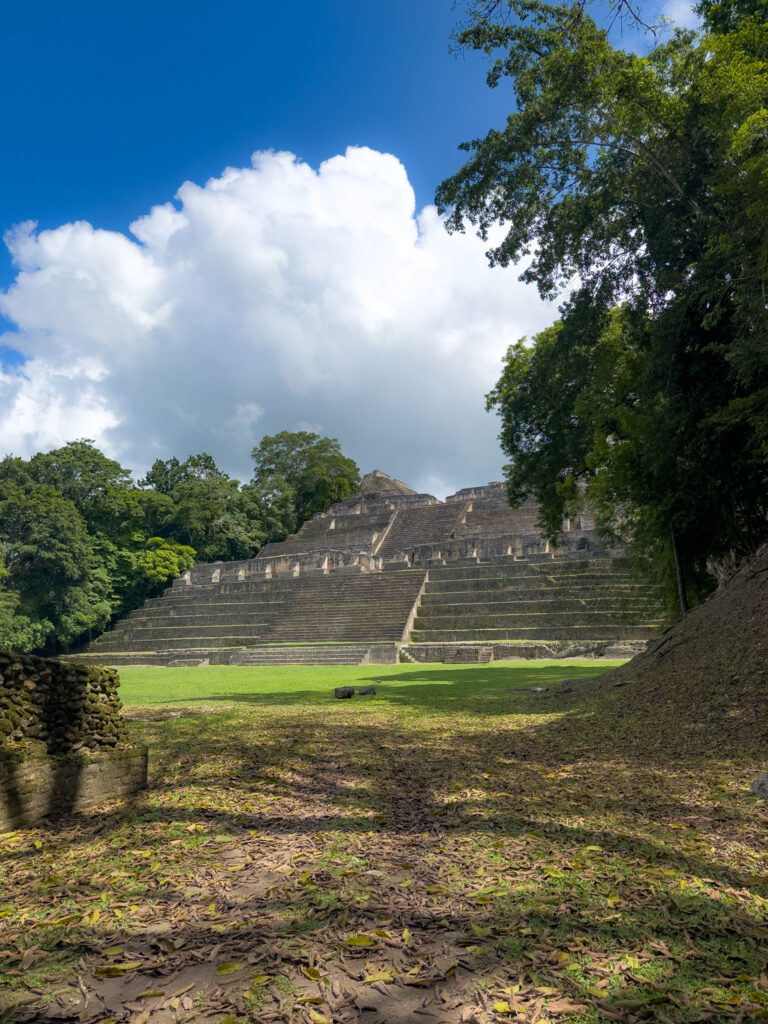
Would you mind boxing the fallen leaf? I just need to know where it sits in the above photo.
[216,962,247,976]
[94,961,143,977]
[364,970,394,984]
[471,922,493,937]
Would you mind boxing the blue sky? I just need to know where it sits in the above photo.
[1,1,515,289]
[0,0,693,493]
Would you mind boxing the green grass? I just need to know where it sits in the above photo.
[1,660,766,1024]
[116,659,617,708]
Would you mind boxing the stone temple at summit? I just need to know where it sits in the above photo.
[73,471,664,666]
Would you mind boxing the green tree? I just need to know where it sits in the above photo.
[140,453,264,562]
[0,465,111,649]
[29,440,143,546]
[0,545,49,652]
[440,0,768,608]
[248,431,360,542]
[0,443,203,651]
[120,537,196,608]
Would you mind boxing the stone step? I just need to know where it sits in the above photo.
[86,636,252,652]
[424,577,653,594]
[66,652,209,666]
[226,643,398,666]
[412,625,659,642]
[126,602,289,620]
[100,625,271,641]
[414,610,663,629]
[419,595,657,612]
[261,611,418,624]
[90,627,410,652]
[425,558,632,580]
[131,595,415,615]
[259,625,413,636]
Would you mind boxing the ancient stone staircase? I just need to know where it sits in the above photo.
[409,558,663,644]
[70,471,665,667]
[377,504,468,558]
[73,571,426,666]
[258,571,426,644]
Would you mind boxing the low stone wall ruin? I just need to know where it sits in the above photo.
[399,640,648,663]
[0,651,147,829]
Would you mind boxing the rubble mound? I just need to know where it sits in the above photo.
[595,546,768,759]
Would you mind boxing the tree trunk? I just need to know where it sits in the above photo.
[670,528,689,615]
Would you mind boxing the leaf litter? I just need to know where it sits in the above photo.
[0,656,767,1024]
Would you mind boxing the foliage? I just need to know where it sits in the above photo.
[0,432,360,651]
[122,537,197,609]
[249,431,360,542]
[28,440,142,546]
[0,462,110,651]
[0,447,202,652]
[440,0,768,607]
[1,661,766,1022]
[0,547,48,652]
[140,453,265,562]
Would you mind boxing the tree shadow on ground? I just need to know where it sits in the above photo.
[5,705,764,895]
[3,675,767,1024]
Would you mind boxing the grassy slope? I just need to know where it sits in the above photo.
[1,659,766,1024]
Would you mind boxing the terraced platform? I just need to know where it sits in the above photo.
[70,472,664,667]
[410,559,662,643]
[74,570,427,666]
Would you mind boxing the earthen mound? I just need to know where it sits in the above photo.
[592,546,768,760]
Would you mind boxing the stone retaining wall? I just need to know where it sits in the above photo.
[0,745,148,830]
[400,640,648,663]
[0,651,147,827]
[0,652,127,752]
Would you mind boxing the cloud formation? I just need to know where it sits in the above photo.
[662,0,702,30]
[0,147,557,496]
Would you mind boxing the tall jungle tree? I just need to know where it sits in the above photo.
[248,431,360,542]
[439,0,768,607]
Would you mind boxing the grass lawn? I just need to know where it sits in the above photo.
[1,660,766,1024]
[115,660,617,708]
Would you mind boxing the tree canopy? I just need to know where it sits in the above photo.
[0,433,360,652]
[139,453,265,562]
[249,431,361,543]
[440,0,768,608]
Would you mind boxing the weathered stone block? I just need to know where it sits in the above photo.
[0,746,148,830]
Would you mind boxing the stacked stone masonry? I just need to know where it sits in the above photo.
[411,560,661,642]
[0,651,147,828]
[72,472,663,666]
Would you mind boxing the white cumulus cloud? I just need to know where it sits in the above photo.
[662,0,702,30]
[0,146,558,497]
